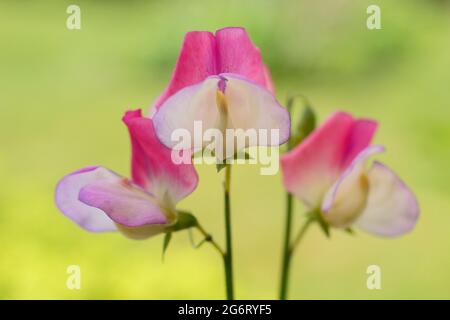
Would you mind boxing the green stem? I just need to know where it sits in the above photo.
[290,217,313,255]
[279,197,313,300]
[279,193,293,300]
[223,164,234,300]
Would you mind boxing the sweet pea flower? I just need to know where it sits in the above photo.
[152,27,290,160]
[55,110,198,239]
[281,112,419,237]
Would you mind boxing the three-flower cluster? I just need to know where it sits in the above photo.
[54,27,419,299]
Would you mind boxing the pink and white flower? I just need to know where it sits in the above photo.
[55,110,198,239]
[152,27,290,160]
[281,112,419,237]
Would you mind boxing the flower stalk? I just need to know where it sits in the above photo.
[279,192,293,300]
[223,164,234,300]
[279,197,313,300]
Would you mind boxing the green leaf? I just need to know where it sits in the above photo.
[166,211,198,232]
[162,232,172,261]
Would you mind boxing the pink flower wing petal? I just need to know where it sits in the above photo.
[55,166,118,232]
[78,177,167,228]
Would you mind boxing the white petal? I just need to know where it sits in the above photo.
[224,74,290,146]
[153,73,290,161]
[153,76,221,151]
[355,162,419,237]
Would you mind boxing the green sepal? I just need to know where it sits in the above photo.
[308,210,331,238]
[316,214,330,238]
[166,211,198,232]
[162,211,199,260]
[162,232,172,261]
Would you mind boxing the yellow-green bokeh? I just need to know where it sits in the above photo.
[1,0,449,299]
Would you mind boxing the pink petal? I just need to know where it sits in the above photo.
[341,118,378,169]
[154,27,272,108]
[123,109,199,203]
[215,27,268,90]
[79,177,168,228]
[55,166,118,232]
[354,162,420,237]
[321,145,385,227]
[281,112,377,208]
[153,31,216,109]
[263,64,275,94]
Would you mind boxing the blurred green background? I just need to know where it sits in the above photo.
[1,0,449,299]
